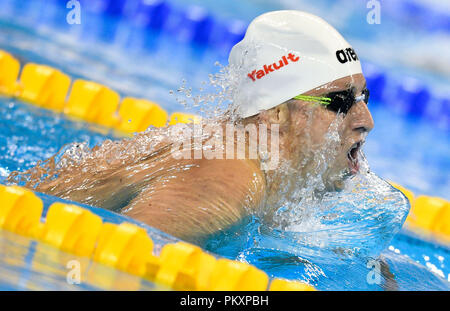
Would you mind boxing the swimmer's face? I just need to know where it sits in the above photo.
[279,73,374,190]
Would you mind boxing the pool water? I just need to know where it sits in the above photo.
[0,0,449,290]
[1,88,449,291]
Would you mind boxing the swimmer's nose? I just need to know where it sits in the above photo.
[348,100,374,134]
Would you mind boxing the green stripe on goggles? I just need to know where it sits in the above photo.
[293,88,370,114]
[292,95,331,106]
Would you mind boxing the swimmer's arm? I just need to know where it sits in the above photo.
[379,255,399,291]
[122,159,265,241]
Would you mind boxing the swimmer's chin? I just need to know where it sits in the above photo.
[325,170,352,192]
[322,179,344,192]
[332,179,345,192]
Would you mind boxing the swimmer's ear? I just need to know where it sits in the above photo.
[264,103,289,125]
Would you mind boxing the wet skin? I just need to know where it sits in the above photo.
[31,73,399,291]
[35,73,374,242]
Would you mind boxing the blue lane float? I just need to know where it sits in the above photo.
[384,0,450,33]
[394,78,431,117]
[361,62,387,104]
[58,1,450,127]
[124,0,172,30]
[0,0,447,126]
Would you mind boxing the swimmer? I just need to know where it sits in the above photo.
[25,11,374,242]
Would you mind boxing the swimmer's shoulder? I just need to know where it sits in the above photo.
[190,158,266,202]
[162,156,267,214]
[123,157,266,240]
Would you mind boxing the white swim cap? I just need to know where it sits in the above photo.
[229,10,362,118]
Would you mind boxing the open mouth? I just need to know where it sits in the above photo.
[347,141,363,175]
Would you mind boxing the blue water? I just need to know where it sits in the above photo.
[0,0,449,290]
[1,92,449,290]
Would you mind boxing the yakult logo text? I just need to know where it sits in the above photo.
[248,53,300,82]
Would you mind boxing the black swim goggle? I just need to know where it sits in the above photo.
[293,88,370,114]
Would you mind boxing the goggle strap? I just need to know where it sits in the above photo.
[292,95,331,106]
